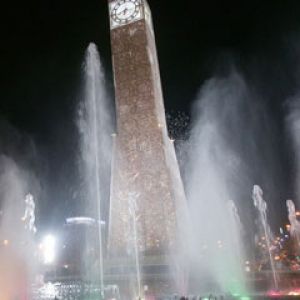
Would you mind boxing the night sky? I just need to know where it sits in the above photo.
[2,0,300,232]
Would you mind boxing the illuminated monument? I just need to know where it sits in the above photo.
[107,0,187,294]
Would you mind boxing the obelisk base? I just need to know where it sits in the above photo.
[104,255,182,298]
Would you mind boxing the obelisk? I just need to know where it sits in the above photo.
[107,0,187,295]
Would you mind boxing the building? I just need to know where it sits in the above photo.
[48,217,102,282]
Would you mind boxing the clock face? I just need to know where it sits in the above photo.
[110,0,141,28]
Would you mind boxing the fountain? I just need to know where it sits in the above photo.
[22,193,37,234]
[77,42,112,292]
[8,48,300,298]
[227,200,245,275]
[3,2,300,297]
[128,192,142,299]
[253,185,279,291]
[185,74,249,296]
[0,156,38,300]
[287,199,300,253]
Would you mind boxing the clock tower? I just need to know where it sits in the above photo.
[106,0,187,296]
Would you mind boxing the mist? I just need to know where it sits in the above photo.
[0,121,40,299]
[184,70,282,293]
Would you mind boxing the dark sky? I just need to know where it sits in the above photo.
[2,0,300,231]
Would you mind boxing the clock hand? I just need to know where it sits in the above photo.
[117,7,128,16]
[128,7,135,14]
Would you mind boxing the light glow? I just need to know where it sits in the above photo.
[42,234,56,264]
[288,289,300,296]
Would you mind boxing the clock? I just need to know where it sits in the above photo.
[110,0,142,28]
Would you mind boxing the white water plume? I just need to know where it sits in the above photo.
[253,185,278,290]
[286,199,300,254]
[185,71,256,294]
[77,43,112,287]
[0,155,38,300]
[286,96,300,204]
